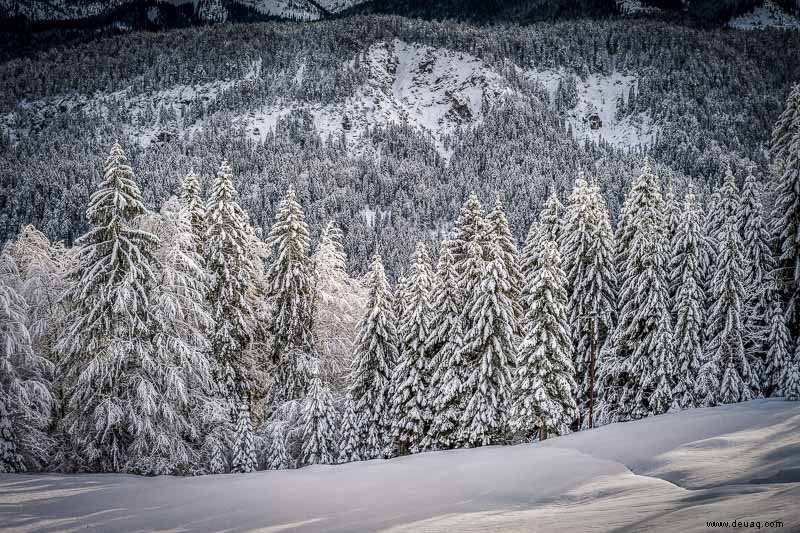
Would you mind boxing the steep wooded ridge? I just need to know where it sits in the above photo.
[1,14,799,276]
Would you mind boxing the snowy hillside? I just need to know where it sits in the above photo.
[729,1,800,30]
[1,400,797,532]
[1,39,655,158]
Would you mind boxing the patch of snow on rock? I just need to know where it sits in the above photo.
[529,69,656,150]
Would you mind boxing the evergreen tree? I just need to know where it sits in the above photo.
[232,401,257,473]
[337,394,361,463]
[764,283,792,396]
[521,191,564,311]
[783,350,800,401]
[393,274,412,328]
[180,170,207,251]
[57,143,165,473]
[301,369,338,466]
[205,160,258,462]
[669,188,708,409]
[561,176,616,427]
[349,255,398,459]
[741,171,774,382]
[265,187,316,404]
[390,243,433,454]
[312,221,364,389]
[0,255,53,472]
[699,193,756,406]
[487,195,523,318]
[511,241,577,441]
[771,102,800,341]
[612,160,675,419]
[459,240,516,447]
[265,424,289,470]
[424,244,466,450]
[448,192,487,290]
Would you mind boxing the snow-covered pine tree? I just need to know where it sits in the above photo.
[669,188,708,409]
[771,95,800,343]
[337,394,361,463]
[148,197,222,475]
[424,244,466,450]
[764,281,791,396]
[511,240,577,441]
[349,255,398,459]
[664,185,682,243]
[698,188,756,406]
[312,221,365,390]
[770,83,800,164]
[393,274,412,328]
[300,368,338,466]
[264,424,289,470]
[448,192,488,287]
[741,171,774,383]
[0,254,53,473]
[180,170,207,252]
[231,401,257,473]
[613,160,676,419]
[265,187,316,405]
[783,350,800,401]
[390,242,433,454]
[520,191,564,313]
[57,143,166,473]
[487,195,523,319]
[205,160,258,467]
[459,239,516,447]
[561,176,617,428]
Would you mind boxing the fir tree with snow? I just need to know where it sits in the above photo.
[612,160,676,419]
[511,240,577,441]
[486,195,523,319]
[521,191,564,311]
[148,197,222,475]
[699,192,757,406]
[204,160,258,412]
[232,401,257,473]
[669,188,708,409]
[424,244,466,450]
[57,143,167,473]
[180,170,207,251]
[0,254,53,473]
[312,221,365,390]
[265,187,316,404]
[265,424,290,470]
[764,282,792,396]
[783,352,800,402]
[349,255,398,459]
[459,240,517,447]
[771,93,800,341]
[561,176,616,427]
[301,369,338,466]
[337,394,361,464]
[390,242,433,454]
[448,193,488,285]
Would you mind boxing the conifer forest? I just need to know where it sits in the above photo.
[1,1,800,532]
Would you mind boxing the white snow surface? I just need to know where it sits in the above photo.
[729,1,800,30]
[1,399,798,532]
[529,68,656,149]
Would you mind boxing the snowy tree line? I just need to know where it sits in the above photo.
[2,85,800,475]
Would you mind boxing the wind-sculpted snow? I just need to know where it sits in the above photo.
[1,400,797,532]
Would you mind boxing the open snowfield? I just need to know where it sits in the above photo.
[1,399,798,532]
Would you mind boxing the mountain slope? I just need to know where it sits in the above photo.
[1,400,797,532]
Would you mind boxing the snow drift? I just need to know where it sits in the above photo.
[1,399,798,532]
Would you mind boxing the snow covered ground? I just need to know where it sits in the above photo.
[729,1,800,31]
[1,399,797,532]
